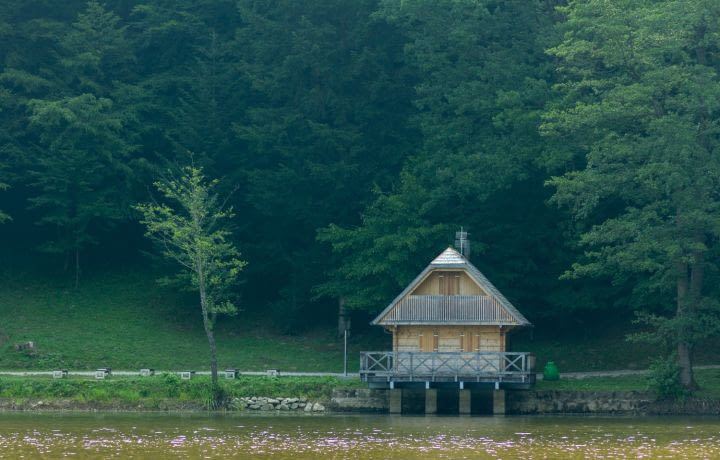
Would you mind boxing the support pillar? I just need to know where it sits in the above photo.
[493,389,506,415]
[458,389,471,415]
[425,388,437,415]
[389,389,402,414]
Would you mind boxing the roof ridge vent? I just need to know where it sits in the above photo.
[431,247,465,265]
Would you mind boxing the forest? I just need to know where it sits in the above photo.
[1,0,720,390]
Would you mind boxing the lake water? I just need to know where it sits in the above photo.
[0,412,719,459]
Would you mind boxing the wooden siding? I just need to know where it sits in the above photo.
[382,295,516,324]
[397,327,420,352]
[412,271,485,296]
[392,325,504,353]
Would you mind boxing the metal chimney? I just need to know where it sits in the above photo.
[455,228,471,258]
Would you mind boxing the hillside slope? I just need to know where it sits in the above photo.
[0,269,382,371]
[0,268,717,373]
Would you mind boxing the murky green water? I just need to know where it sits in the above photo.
[0,412,719,459]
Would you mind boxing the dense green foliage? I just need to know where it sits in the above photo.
[646,355,690,400]
[544,0,720,388]
[1,0,720,390]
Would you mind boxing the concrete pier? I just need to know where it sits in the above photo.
[389,389,403,414]
[458,389,471,415]
[424,389,437,415]
[493,389,506,415]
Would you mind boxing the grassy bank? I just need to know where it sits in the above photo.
[0,374,363,409]
[2,370,719,413]
[537,368,720,400]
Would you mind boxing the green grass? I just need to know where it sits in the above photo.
[537,368,720,400]
[0,267,718,374]
[0,269,387,371]
[0,374,363,405]
[514,332,658,373]
[512,322,720,373]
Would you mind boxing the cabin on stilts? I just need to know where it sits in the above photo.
[360,246,535,412]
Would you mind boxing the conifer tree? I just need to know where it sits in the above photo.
[320,0,560,316]
[544,0,720,390]
[24,1,139,286]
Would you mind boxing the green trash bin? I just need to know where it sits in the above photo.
[543,361,559,381]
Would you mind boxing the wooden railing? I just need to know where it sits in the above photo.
[360,351,535,383]
[382,295,516,324]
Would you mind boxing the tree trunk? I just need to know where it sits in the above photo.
[686,240,705,390]
[198,267,218,386]
[676,260,697,390]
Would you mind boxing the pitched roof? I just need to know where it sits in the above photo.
[431,247,466,265]
[371,247,531,327]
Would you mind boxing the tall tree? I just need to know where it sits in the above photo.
[136,166,246,387]
[320,0,562,317]
[230,0,416,328]
[23,1,140,285]
[0,0,73,220]
[27,94,134,285]
[131,0,241,167]
[544,0,720,389]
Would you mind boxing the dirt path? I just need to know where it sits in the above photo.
[1,365,718,380]
[0,370,353,378]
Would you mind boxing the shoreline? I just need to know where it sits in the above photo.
[2,389,719,416]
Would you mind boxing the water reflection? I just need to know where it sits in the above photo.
[0,413,719,458]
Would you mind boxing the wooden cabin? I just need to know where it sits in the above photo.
[372,246,530,353]
[360,247,534,390]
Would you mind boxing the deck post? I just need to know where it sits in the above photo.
[389,389,403,414]
[493,389,506,415]
[458,389,471,415]
[425,388,437,415]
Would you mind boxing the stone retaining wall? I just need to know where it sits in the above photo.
[507,390,654,414]
[330,389,720,415]
[329,389,389,412]
[508,390,720,415]
[231,397,326,412]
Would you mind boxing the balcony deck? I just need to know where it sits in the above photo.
[360,351,535,389]
[382,295,517,325]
